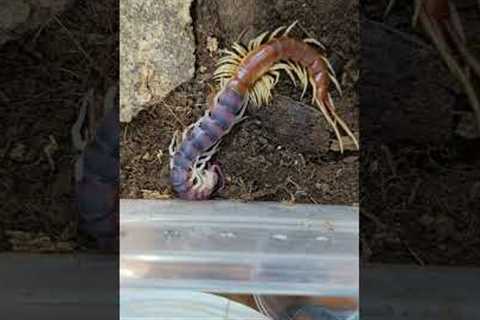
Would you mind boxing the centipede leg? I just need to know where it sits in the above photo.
[169,131,180,169]
[234,100,249,124]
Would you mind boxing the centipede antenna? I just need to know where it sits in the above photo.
[283,20,298,37]
[303,38,326,50]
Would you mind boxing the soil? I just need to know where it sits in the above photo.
[120,0,360,204]
[0,0,118,251]
[0,0,477,267]
[360,0,480,266]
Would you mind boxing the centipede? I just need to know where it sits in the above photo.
[75,88,119,251]
[169,21,359,200]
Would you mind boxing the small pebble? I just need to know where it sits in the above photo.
[315,183,330,194]
[207,36,218,54]
[343,155,358,163]
[142,152,151,160]
[258,137,268,144]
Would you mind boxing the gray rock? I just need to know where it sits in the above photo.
[0,0,74,46]
[120,0,195,122]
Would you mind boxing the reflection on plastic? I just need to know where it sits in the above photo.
[120,200,359,297]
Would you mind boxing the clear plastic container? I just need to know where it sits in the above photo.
[120,199,358,298]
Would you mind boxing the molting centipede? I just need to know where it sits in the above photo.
[169,21,359,200]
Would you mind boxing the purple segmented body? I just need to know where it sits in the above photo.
[76,104,119,251]
[169,86,246,200]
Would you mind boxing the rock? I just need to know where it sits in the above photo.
[315,182,330,194]
[255,95,331,154]
[343,155,358,163]
[0,0,74,46]
[120,0,195,122]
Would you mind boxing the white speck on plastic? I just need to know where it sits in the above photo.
[220,232,237,239]
[316,236,329,241]
[272,234,287,241]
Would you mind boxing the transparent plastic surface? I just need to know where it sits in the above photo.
[120,199,359,298]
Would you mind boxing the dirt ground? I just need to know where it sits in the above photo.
[360,0,480,265]
[0,0,118,251]
[1,0,478,266]
[120,0,360,205]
